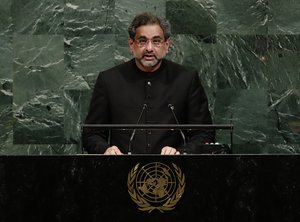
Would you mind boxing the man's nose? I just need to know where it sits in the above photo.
[145,40,154,51]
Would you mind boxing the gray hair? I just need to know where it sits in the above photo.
[128,12,171,40]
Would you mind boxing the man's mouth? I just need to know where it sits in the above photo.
[143,55,156,60]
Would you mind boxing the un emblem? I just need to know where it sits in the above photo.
[127,162,185,212]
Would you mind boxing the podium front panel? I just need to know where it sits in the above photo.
[1,155,300,222]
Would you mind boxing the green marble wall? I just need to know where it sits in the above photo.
[0,0,299,154]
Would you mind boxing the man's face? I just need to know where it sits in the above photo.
[128,24,170,72]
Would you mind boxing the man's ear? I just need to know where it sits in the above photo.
[165,37,170,52]
[128,37,134,53]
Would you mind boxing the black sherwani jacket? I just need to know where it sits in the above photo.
[82,59,215,154]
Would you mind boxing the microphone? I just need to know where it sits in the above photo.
[128,103,147,154]
[168,104,187,154]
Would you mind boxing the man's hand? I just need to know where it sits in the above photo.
[161,146,180,155]
[104,146,123,155]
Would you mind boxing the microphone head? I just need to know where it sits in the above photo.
[168,103,174,110]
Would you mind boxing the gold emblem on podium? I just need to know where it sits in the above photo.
[127,162,185,212]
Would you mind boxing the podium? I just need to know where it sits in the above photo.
[1,155,300,222]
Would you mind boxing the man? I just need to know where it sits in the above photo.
[82,12,214,155]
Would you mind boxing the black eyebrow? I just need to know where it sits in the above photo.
[152,36,163,39]
[136,35,163,39]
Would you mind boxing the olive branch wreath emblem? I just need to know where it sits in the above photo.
[127,163,185,213]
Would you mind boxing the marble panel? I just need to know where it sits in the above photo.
[266,35,300,93]
[0,81,13,152]
[0,36,13,153]
[216,0,268,34]
[232,143,300,154]
[13,35,64,105]
[216,34,268,89]
[0,94,13,154]
[265,35,300,144]
[0,144,78,155]
[268,0,300,34]
[269,90,300,144]
[0,0,12,35]
[63,89,91,147]
[64,34,115,89]
[13,35,65,144]
[115,0,166,34]
[166,0,216,36]
[214,89,285,148]
[11,0,64,34]
[64,0,115,36]
[0,36,12,79]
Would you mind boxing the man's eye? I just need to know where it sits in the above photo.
[153,39,162,44]
[138,39,147,44]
